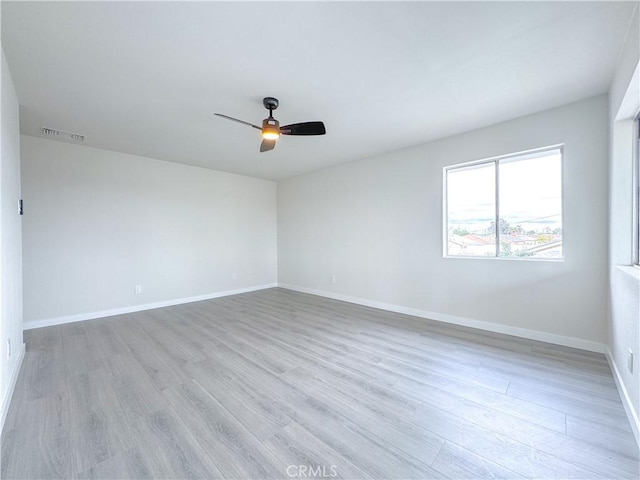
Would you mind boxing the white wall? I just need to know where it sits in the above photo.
[608,3,639,442]
[21,136,277,327]
[278,95,609,351]
[1,48,24,430]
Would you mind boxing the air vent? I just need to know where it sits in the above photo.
[41,127,59,137]
[41,127,85,142]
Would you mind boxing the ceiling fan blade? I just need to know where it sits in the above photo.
[214,113,261,130]
[260,139,276,152]
[280,121,326,136]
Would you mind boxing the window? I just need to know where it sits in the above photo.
[444,147,563,260]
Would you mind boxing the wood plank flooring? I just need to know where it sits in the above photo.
[2,288,638,479]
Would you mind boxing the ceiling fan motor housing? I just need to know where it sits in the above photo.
[262,117,280,129]
[261,116,280,140]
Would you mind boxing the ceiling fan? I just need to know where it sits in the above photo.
[215,97,326,152]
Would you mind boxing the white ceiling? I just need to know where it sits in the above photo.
[2,1,637,180]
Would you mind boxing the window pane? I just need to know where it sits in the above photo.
[447,163,496,256]
[498,150,562,258]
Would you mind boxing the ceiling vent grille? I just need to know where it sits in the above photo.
[41,127,85,142]
[41,127,59,137]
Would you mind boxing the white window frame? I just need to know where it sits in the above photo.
[443,145,564,261]
[633,115,640,266]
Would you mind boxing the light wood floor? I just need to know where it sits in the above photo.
[2,288,638,479]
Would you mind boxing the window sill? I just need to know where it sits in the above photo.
[444,255,564,263]
[616,265,640,282]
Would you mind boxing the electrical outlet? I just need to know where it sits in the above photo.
[330,275,336,284]
[134,285,142,294]
[629,349,634,374]
[6,339,11,360]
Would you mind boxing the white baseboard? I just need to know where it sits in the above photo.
[606,346,640,449]
[23,283,278,331]
[1,342,26,434]
[277,283,606,353]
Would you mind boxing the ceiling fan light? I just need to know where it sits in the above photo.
[262,130,280,140]
[262,118,280,140]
